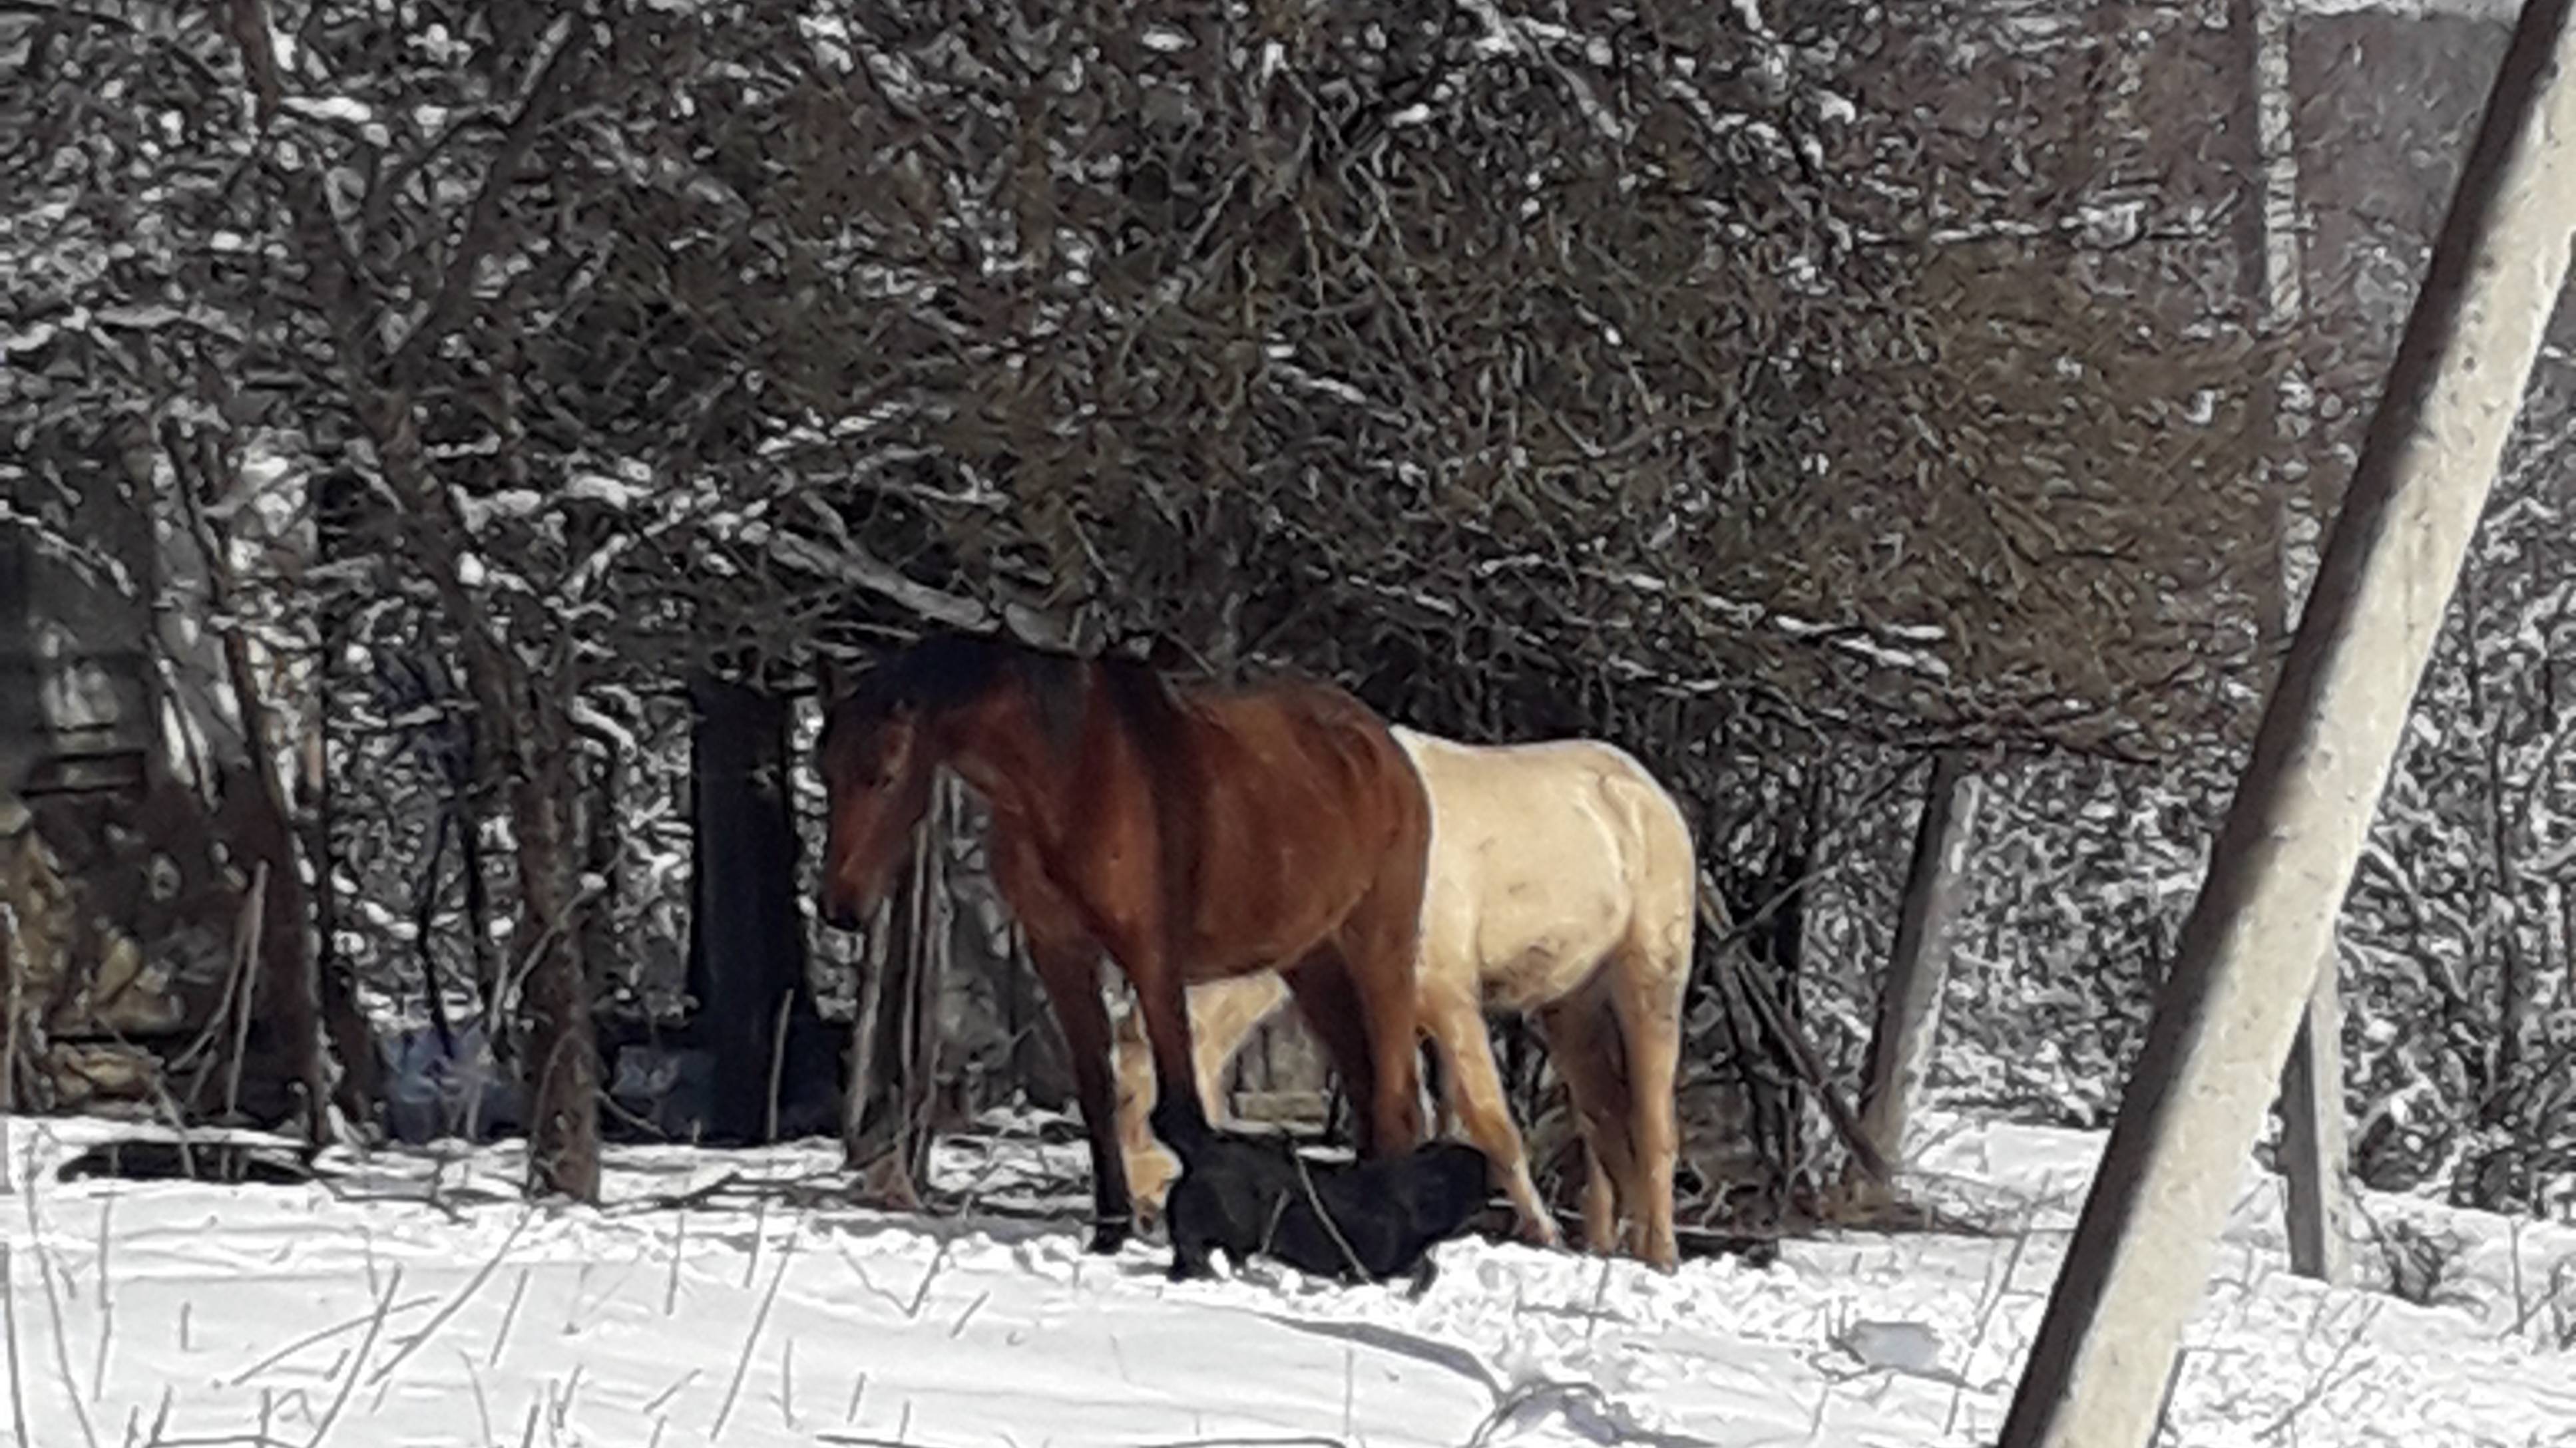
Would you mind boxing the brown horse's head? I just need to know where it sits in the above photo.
[815,668,941,932]
[814,634,1032,930]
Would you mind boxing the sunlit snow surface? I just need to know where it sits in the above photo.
[0,1107,2567,1447]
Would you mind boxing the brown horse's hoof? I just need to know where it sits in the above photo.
[1086,1220,1132,1256]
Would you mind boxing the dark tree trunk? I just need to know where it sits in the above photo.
[306,468,378,1131]
[582,731,625,1101]
[685,675,821,1145]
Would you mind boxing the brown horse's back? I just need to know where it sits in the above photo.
[1158,679,1432,984]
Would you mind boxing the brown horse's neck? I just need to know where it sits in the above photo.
[925,667,1094,845]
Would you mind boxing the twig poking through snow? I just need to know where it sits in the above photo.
[552,1363,586,1439]
[779,1336,799,1429]
[4,1244,33,1448]
[744,1196,770,1291]
[488,1268,532,1369]
[90,1194,115,1402]
[1945,1200,2037,1439]
[2253,1297,2384,1442]
[904,1236,956,1319]
[1341,1346,1355,1439]
[144,1384,172,1445]
[666,1208,687,1316]
[222,1296,439,1387]
[21,1161,102,1448]
[367,1208,532,1385]
[641,1369,699,1418]
[302,1265,403,1448]
[458,1350,496,1447]
[710,1221,801,1441]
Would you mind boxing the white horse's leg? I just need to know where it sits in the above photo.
[1580,1139,1617,1251]
[1422,986,1560,1247]
[1532,989,1639,1257]
[1605,928,1689,1271]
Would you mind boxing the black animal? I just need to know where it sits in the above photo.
[1164,1132,1496,1289]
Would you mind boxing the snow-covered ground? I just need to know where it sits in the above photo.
[0,1107,2569,1448]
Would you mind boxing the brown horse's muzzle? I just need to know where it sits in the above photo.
[819,870,879,932]
[818,842,895,933]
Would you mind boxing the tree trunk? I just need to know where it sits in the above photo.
[511,692,600,1200]
[2230,0,2348,1287]
[230,9,600,1194]
[1999,5,2576,1441]
[150,421,341,1144]
[685,675,816,1145]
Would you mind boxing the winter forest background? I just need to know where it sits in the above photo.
[3,0,2573,1253]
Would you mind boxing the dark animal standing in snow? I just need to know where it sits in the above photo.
[813,630,1433,1254]
[1163,1133,1496,1288]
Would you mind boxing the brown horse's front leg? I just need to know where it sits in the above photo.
[1026,936,1134,1254]
[1132,963,1214,1161]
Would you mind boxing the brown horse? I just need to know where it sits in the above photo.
[814,631,1432,1252]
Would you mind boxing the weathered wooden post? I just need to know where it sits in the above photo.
[1851,749,1982,1203]
[1999,3,2576,1443]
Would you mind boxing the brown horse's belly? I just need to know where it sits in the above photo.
[1178,850,1373,982]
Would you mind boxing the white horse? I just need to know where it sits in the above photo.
[1114,725,1696,1269]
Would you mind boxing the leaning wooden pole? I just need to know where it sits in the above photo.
[1997,6,2576,1446]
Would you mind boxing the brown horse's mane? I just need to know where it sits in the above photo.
[852,630,1195,764]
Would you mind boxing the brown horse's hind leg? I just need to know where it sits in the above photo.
[1421,987,1560,1247]
[1280,948,1382,1148]
[1336,910,1427,1160]
[1026,935,1136,1254]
